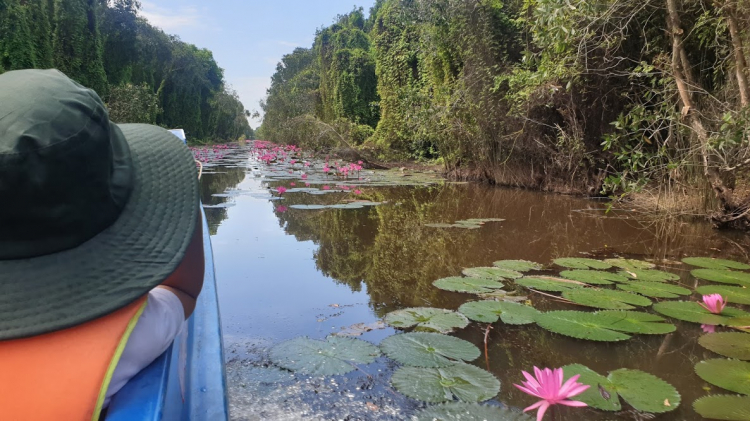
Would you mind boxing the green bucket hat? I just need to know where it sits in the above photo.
[0,69,199,340]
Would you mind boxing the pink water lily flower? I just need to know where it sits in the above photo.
[514,367,590,421]
[702,324,717,333]
[290,182,296,186]
[699,294,726,314]
[276,186,287,195]
[354,190,362,195]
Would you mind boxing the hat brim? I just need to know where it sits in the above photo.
[0,124,199,340]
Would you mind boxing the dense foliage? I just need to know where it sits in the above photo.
[260,0,750,228]
[0,0,252,143]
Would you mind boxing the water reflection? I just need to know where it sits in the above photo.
[200,166,246,235]
[204,153,750,420]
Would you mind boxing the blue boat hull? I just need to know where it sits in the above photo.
[106,209,228,420]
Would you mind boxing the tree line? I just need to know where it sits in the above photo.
[259,0,750,228]
[0,0,252,143]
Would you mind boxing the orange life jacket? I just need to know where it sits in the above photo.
[0,296,148,421]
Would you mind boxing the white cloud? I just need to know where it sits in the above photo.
[139,1,205,31]
[233,77,271,127]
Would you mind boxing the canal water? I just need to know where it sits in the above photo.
[197,144,750,420]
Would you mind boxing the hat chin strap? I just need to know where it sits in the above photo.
[195,160,203,179]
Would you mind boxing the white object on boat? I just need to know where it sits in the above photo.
[168,129,187,144]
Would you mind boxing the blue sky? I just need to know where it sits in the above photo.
[140,1,376,128]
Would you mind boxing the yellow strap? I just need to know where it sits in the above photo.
[91,300,148,420]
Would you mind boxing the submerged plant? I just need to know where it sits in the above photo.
[514,367,589,421]
[700,294,727,314]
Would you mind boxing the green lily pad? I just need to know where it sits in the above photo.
[269,337,380,376]
[562,288,652,310]
[476,289,527,302]
[559,270,628,285]
[595,311,677,335]
[692,269,750,286]
[699,332,750,360]
[608,369,681,413]
[384,308,469,333]
[379,332,480,368]
[458,301,540,325]
[534,311,631,342]
[696,285,750,305]
[562,365,679,413]
[493,260,543,272]
[561,364,621,411]
[619,269,680,282]
[616,281,692,298]
[433,277,505,294]
[694,395,750,420]
[727,317,750,327]
[604,258,656,270]
[463,218,506,224]
[412,402,532,420]
[653,301,750,325]
[696,359,750,395]
[553,258,612,270]
[683,257,750,270]
[288,204,328,210]
[462,267,523,280]
[391,363,501,403]
[515,276,586,292]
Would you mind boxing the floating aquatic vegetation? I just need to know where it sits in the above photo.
[269,337,380,376]
[559,364,620,411]
[433,276,505,294]
[202,202,236,209]
[694,395,750,420]
[696,285,750,305]
[476,289,528,302]
[692,268,750,286]
[534,310,675,341]
[559,270,628,285]
[616,281,692,299]
[283,187,320,193]
[535,311,630,342]
[562,365,680,413]
[562,288,652,310]
[593,310,676,335]
[287,201,383,210]
[411,402,532,421]
[683,257,750,270]
[653,301,750,325]
[390,362,500,403]
[553,258,612,270]
[695,359,750,395]
[699,332,750,360]
[288,204,328,210]
[425,218,505,230]
[618,268,680,282]
[384,307,469,333]
[379,332,480,368]
[458,301,540,325]
[462,267,523,281]
[493,260,543,272]
[603,258,655,270]
[514,276,586,292]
